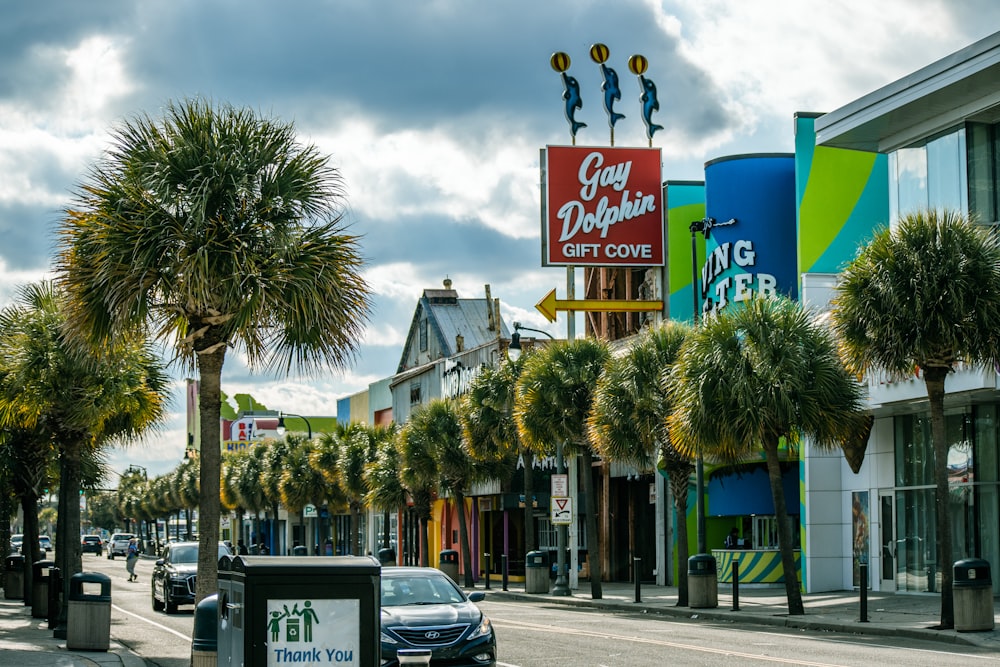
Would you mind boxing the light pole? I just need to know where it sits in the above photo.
[275,411,312,439]
[507,323,571,596]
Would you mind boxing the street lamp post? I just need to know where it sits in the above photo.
[507,323,571,596]
[276,412,312,439]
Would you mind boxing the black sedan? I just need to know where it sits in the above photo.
[380,567,496,667]
[151,540,232,613]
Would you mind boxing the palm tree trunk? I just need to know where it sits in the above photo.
[195,345,225,602]
[580,449,603,599]
[382,510,391,549]
[764,439,803,615]
[20,493,41,605]
[456,492,474,588]
[924,368,954,629]
[55,438,83,636]
[522,449,536,553]
[669,466,692,607]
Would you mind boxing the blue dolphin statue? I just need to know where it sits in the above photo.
[561,71,587,138]
[600,63,625,129]
[639,74,663,140]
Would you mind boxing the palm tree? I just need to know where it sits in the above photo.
[588,321,694,605]
[669,296,867,616]
[221,452,245,545]
[339,426,377,556]
[55,98,372,601]
[261,437,295,554]
[280,437,326,552]
[515,338,611,599]
[463,356,537,554]
[397,414,440,567]
[238,445,270,552]
[832,209,1000,629]
[363,425,405,554]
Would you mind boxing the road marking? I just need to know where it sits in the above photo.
[112,603,191,642]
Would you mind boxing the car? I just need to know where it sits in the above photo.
[379,567,496,667]
[81,535,103,555]
[107,533,135,559]
[151,540,232,614]
[10,534,52,555]
[38,535,52,553]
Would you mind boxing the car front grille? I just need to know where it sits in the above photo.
[390,624,468,646]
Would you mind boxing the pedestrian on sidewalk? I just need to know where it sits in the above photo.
[126,537,140,582]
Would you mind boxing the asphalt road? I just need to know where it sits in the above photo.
[82,555,1000,667]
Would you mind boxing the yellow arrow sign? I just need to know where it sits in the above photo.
[534,288,664,323]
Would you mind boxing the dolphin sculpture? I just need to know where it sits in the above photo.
[561,71,587,139]
[600,63,625,129]
[639,74,663,140]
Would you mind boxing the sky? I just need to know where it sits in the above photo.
[2,1,997,480]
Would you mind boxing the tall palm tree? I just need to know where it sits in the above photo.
[0,281,168,627]
[832,209,1000,629]
[339,426,377,556]
[463,356,537,553]
[515,338,611,599]
[397,414,439,567]
[588,321,694,605]
[55,98,372,601]
[363,426,405,553]
[670,296,867,616]
[220,452,245,545]
[238,445,270,551]
[280,438,326,551]
[261,437,295,554]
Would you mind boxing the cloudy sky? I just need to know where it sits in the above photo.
[3,1,996,479]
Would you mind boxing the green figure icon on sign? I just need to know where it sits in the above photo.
[300,601,319,641]
[268,609,286,642]
[268,601,320,643]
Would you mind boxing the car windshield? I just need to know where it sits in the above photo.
[170,545,197,563]
[381,574,466,606]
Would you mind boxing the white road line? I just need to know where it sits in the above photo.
[112,603,191,642]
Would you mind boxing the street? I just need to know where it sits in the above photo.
[82,555,999,667]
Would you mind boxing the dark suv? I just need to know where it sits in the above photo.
[152,541,232,613]
[81,535,103,555]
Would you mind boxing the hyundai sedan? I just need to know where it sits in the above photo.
[380,567,496,667]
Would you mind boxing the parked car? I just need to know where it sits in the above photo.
[107,533,135,559]
[9,534,52,554]
[38,535,52,553]
[81,535,103,555]
[380,567,496,667]
[151,541,232,614]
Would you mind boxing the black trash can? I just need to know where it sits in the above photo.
[378,548,396,567]
[525,551,549,593]
[67,572,112,651]
[191,593,218,667]
[31,559,54,618]
[688,554,718,609]
[954,558,994,632]
[439,549,459,583]
[292,545,308,556]
[4,554,24,600]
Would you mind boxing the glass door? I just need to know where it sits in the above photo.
[879,492,894,590]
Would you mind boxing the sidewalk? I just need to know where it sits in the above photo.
[0,597,146,667]
[483,579,1000,650]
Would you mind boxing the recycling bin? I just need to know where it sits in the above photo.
[688,554,719,609]
[67,571,112,651]
[218,555,380,667]
[4,554,24,600]
[191,593,219,667]
[439,549,459,584]
[953,558,994,632]
[378,547,396,567]
[31,559,54,618]
[525,551,549,593]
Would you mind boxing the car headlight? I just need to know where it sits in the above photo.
[467,616,492,640]
[380,631,398,645]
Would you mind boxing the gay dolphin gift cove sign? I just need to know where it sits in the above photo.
[541,146,664,267]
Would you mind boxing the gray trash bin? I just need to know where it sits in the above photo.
[31,559,54,618]
[378,548,396,567]
[688,554,718,609]
[292,545,308,556]
[67,572,112,651]
[525,551,549,593]
[439,549,459,583]
[191,593,218,667]
[954,558,994,632]
[4,554,24,600]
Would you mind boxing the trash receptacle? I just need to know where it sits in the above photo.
[4,554,24,600]
[191,593,218,667]
[378,547,396,567]
[688,554,718,609]
[292,545,308,556]
[67,572,112,651]
[439,549,459,583]
[525,551,549,593]
[954,558,994,632]
[31,559,54,618]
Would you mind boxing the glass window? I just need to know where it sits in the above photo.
[966,122,997,223]
[926,129,967,213]
[893,147,928,220]
[419,318,428,352]
[975,404,998,483]
[894,414,933,487]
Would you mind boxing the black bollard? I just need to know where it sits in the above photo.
[484,553,491,590]
[47,566,61,630]
[859,563,868,622]
[634,557,641,602]
[732,559,741,611]
[501,554,508,591]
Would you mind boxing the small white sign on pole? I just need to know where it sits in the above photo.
[551,474,568,498]
[551,497,573,525]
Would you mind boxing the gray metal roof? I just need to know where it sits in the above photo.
[815,31,1000,152]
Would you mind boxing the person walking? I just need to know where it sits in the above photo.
[126,537,140,582]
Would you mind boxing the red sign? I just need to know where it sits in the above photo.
[542,145,664,267]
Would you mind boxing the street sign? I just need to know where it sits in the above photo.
[551,474,568,498]
[551,497,573,525]
[535,288,663,323]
